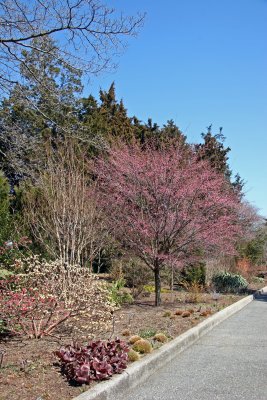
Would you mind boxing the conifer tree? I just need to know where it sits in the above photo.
[0,37,83,183]
[196,125,231,178]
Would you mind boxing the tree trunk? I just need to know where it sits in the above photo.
[154,264,161,306]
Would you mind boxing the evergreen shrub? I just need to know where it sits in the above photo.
[212,271,248,293]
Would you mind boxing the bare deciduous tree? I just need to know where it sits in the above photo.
[24,143,108,267]
[0,0,145,94]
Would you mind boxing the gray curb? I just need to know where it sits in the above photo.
[73,286,267,400]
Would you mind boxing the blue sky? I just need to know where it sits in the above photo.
[86,0,267,217]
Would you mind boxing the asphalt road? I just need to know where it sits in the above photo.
[118,292,267,400]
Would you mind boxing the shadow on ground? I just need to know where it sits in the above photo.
[253,291,267,302]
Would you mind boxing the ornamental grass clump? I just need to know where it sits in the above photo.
[153,333,168,343]
[128,349,140,362]
[132,339,152,354]
[56,338,129,384]
[128,335,142,344]
[0,256,113,339]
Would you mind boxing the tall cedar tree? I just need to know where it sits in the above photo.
[0,37,82,185]
[196,125,245,196]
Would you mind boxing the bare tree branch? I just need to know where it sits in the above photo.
[0,0,145,93]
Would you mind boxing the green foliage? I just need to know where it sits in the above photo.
[251,276,264,284]
[108,278,133,307]
[143,285,170,293]
[238,225,267,265]
[180,263,206,285]
[110,258,152,298]
[0,268,13,279]
[212,271,248,293]
[196,126,232,180]
[138,328,157,339]
[0,36,83,184]
[0,172,11,244]
[163,310,172,317]
[0,237,33,271]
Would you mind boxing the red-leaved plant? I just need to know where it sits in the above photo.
[0,276,69,338]
[55,338,129,384]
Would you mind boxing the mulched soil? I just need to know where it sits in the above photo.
[0,283,265,400]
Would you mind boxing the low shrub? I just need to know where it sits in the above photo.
[251,276,264,284]
[143,285,170,294]
[110,258,152,298]
[0,268,13,279]
[108,278,133,307]
[0,257,113,339]
[56,338,129,384]
[212,271,248,293]
[179,263,206,285]
[132,339,152,354]
[181,281,204,303]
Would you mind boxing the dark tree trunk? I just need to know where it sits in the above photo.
[154,263,161,306]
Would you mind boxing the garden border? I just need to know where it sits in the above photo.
[73,286,267,400]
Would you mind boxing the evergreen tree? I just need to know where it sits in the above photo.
[0,37,83,184]
[195,125,231,178]
[195,126,245,197]
[80,82,137,146]
[0,172,11,244]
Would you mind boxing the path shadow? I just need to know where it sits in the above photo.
[253,291,267,302]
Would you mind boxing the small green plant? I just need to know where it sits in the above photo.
[138,328,157,339]
[109,278,133,307]
[143,285,170,294]
[132,339,153,354]
[251,276,264,284]
[163,310,172,317]
[0,268,13,279]
[212,272,248,293]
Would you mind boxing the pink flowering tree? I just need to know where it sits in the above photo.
[97,144,251,306]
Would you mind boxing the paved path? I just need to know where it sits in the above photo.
[118,293,267,400]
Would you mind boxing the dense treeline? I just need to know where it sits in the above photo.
[0,37,266,305]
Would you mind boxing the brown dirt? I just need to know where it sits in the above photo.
[0,285,264,400]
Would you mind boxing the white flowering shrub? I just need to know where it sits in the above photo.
[1,256,113,339]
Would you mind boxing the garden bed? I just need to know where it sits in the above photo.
[0,289,254,400]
